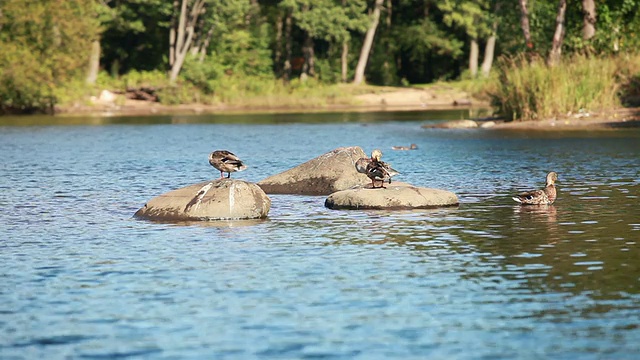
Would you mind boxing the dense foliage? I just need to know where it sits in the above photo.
[0,0,638,115]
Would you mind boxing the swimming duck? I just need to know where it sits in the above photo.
[512,172,558,205]
[356,149,399,188]
[208,150,247,178]
[392,144,418,151]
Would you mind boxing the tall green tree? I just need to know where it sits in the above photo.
[100,0,172,76]
[438,0,494,77]
[0,0,99,113]
[279,0,368,81]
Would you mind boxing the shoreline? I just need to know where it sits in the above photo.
[486,108,640,130]
[8,86,640,130]
[52,85,487,117]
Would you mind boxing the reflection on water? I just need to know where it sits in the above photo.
[0,112,639,358]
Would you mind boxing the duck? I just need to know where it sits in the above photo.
[391,144,418,151]
[208,150,247,178]
[355,149,399,188]
[512,171,558,205]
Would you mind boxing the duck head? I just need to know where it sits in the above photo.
[371,149,383,161]
[546,171,558,186]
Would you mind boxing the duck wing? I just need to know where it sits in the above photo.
[381,161,399,178]
[355,157,371,174]
[209,150,247,172]
[512,189,549,205]
[366,160,398,182]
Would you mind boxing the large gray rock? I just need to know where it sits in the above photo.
[134,179,271,221]
[258,146,370,195]
[325,185,459,210]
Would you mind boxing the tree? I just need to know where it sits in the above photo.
[548,0,567,66]
[0,0,99,113]
[438,0,494,78]
[353,0,384,85]
[279,0,368,81]
[518,0,533,49]
[581,0,596,41]
[169,0,207,82]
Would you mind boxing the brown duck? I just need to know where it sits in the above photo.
[512,172,558,205]
[355,149,399,188]
[208,150,247,178]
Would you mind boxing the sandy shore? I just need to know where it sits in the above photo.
[55,86,487,117]
[54,86,639,130]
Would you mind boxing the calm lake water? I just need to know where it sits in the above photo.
[1,110,639,359]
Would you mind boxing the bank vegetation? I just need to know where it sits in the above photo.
[0,0,638,120]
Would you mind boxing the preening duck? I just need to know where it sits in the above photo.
[208,150,247,178]
[355,149,399,188]
[512,171,558,205]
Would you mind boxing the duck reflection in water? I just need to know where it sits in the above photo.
[513,204,560,243]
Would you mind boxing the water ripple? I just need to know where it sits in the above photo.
[1,118,639,358]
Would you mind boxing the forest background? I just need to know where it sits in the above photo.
[0,0,639,121]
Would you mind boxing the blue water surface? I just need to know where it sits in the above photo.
[1,111,639,359]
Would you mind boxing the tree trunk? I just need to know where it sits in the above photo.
[518,0,533,49]
[340,0,349,83]
[169,0,206,83]
[198,26,214,63]
[275,13,283,77]
[548,0,567,66]
[283,11,292,82]
[341,41,348,83]
[481,35,496,78]
[169,0,179,67]
[353,0,384,85]
[301,35,315,80]
[469,38,479,78]
[86,39,100,84]
[582,0,596,41]
[481,17,499,78]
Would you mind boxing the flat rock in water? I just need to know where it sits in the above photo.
[134,179,271,221]
[325,185,459,210]
[258,146,370,195]
[422,119,479,129]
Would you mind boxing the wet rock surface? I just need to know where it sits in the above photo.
[325,185,459,210]
[258,146,370,195]
[134,179,271,221]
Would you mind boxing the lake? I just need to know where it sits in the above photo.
[1,110,639,359]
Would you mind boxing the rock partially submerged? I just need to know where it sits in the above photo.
[134,179,271,221]
[258,146,370,195]
[422,119,479,129]
[325,185,459,210]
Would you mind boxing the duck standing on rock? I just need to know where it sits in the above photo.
[209,150,247,178]
[512,171,558,205]
[356,149,399,189]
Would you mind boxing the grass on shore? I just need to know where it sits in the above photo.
[60,71,387,110]
[485,53,640,121]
